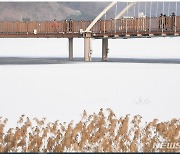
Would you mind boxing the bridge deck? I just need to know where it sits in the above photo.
[0,16,180,38]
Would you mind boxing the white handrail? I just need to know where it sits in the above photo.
[85,1,117,33]
[115,2,136,20]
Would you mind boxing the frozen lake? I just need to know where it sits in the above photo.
[0,37,180,128]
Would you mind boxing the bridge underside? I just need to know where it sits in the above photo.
[0,31,179,38]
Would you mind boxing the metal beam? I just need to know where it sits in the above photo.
[115,2,136,19]
[85,1,117,32]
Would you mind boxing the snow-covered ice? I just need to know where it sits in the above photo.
[0,37,180,128]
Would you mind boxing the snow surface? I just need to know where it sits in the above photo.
[0,37,180,58]
[0,37,180,128]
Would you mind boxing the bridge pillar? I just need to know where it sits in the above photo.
[102,38,108,61]
[84,32,92,62]
[68,38,73,60]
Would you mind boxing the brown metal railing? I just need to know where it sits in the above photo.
[0,16,180,36]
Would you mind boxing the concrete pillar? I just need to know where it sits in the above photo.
[68,38,73,60]
[84,32,92,62]
[102,38,108,61]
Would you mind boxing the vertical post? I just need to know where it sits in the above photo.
[175,1,178,35]
[149,1,152,34]
[84,32,92,62]
[69,38,73,60]
[102,38,108,61]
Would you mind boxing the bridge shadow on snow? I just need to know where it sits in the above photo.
[0,57,180,65]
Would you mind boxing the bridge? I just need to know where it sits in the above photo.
[0,1,180,61]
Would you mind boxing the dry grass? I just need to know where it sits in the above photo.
[0,108,179,152]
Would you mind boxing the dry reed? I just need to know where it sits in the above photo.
[0,109,179,152]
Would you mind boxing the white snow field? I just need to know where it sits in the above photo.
[0,37,179,128]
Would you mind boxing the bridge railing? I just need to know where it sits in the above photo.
[0,16,180,36]
[176,16,180,31]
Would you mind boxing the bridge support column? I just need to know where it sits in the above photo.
[68,38,73,60]
[102,38,108,61]
[84,32,92,62]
